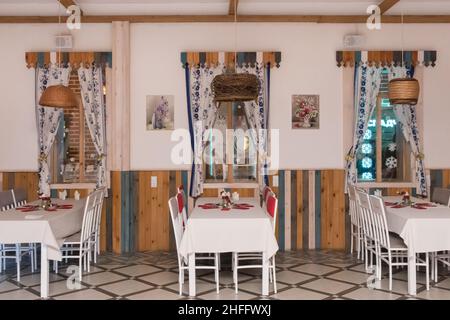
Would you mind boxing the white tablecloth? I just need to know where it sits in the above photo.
[385,196,450,253]
[0,199,86,260]
[179,198,279,260]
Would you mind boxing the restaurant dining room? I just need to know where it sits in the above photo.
[2,0,450,308]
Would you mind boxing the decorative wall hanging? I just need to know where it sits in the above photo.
[335,50,437,68]
[26,51,112,69]
[291,95,320,129]
[146,95,174,130]
[181,51,281,69]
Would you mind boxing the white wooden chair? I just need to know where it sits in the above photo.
[368,194,430,291]
[168,196,220,295]
[91,187,106,264]
[348,185,363,260]
[0,190,35,282]
[233,191,278,294]
[55,190,102,281]
[355,189,377,273]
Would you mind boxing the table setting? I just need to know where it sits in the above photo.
[197,190,255,211]
[383,191,437,210]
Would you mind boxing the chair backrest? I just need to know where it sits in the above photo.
[91,188,106,235]
[355,189,375,241]
[369,195,391,250]
[12,188,27,207]
[266,192,278,233]
[347,185,358,226]
[168,196,184,252]
[80,192,98,243]
[432,187,450,206]
[176,190,188,228]
[0,190,15,211]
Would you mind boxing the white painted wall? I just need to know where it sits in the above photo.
[0,24,111,171]
[1,22,450,171]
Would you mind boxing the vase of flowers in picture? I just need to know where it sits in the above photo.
[154,96,169,129]
[293,95,319,129]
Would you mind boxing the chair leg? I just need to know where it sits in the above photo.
[179,269,183,295]
[30,245,35,273]
[15,244,21,282]
[425,253,430,291]
[350,226,354,255]
[431,253,435,282]
[233,253,238,294]
[215,253,219,294]
[388,255,393,291]
[272,256,277,294]
[78,257,83,282]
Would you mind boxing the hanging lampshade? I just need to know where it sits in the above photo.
[388,78,420,106]
[212,73,259,102]
[39,85,78,108]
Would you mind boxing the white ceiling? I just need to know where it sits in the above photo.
[1,0,450,16]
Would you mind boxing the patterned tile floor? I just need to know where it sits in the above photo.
[1,250,450,300]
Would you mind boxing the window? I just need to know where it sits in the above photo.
[50,70,104,184]
[356,69,412,184]
[203,102,257,184]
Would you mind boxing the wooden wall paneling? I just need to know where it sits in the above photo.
[290,170,297,250]
[168,171,177,251]
[284,170,291,251]
[442,169,450,188]
[308,170,316,249]
[111,171,122,253]
[1,172,39,202]
[301,170,309,250]
[278,170,285,251]
[320,170,346,249]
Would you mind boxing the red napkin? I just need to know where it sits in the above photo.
[412,204,427,210]
[45,207,57,212]
[391,204,406,209]
[221,208,231,211]
[384,202,397,206]
[56,204,73,209]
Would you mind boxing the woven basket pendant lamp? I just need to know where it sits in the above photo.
[388,10,420,106]
[211,2,259,103]
[39,84,78,108]
[38,4,77,109]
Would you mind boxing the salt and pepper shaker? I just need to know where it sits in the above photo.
[74,190,80,200]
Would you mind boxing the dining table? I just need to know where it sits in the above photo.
[178,197,279,297]
[385,196,450,295]
[0,198,86,299]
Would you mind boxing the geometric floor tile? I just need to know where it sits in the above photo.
[54,288,114,300]
[0,250,450,300]
[291,264,339,276]
[272,288,329,300]
[127,288,181,300]
[301,278,355,295]
[81,271,127,286]
[113,265,161,277]
[199,288,256,300]
[138,271,180,286]
[99,280,154,296]
[327,270,371,285]
[342,287,402,300]
[276,271,315,285]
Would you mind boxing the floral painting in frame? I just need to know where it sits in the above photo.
[292,94,320,129]
[146,95,174,130]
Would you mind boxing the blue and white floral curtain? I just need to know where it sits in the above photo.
[36,66,71,196]
[388,67,427,196]
[186,64,225,197]
[345,66,383,188]
[78,66,107,191]
[236,62,270,190]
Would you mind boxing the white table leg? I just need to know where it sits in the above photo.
[40,243,49,299]
[188,253,196,297]
[408,246,417,295]
[262,252,269,296]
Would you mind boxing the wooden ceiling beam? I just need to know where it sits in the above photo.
[58,0,83,16]
[229,0,239,16]
[2,14,450,24]
[378,0,401,15]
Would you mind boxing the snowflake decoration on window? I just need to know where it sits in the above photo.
[361,143,373,154]
[363,130,372,140]
[362,157,373,169]
[385,156,398,169]
[361,172,374,180]
[387,143,397,152]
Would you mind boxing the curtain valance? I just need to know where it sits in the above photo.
[181,51,281,69]
[336,50,437,68]
[26,51,112,69]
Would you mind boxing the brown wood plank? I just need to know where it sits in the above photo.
[229,0,239,16]
[378,0,400,15]
[442,169,450,188]
[111,171,121,254]
[296,170,303,250]
[321,170,345,249]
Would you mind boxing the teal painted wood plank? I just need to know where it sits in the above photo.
[302,170,309,250]
[278,170,285,251]
[291,170,297,251]
[182,171,189,212]
[315,171,321,249]
[430,169,443,199]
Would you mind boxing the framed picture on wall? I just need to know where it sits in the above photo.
[292,94,320,129]
[146,95,174,130]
